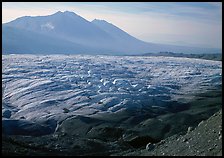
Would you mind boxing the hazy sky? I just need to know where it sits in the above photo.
[2,2,222,49]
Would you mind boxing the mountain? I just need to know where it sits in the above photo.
[2,25,94,54]
[91,19,144,44]
[91,19,222,54]
[2,11,221,55]
[91,19,153,54]
[3,11,115,50]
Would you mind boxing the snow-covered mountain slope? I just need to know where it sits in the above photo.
[2,55,222,136]
[2,11,221,55]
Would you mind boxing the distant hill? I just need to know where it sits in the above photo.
[141,52,222,61]
[2,11,222,55]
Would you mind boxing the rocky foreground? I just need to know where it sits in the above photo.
[114,109,222,156]
[2,108,222,156]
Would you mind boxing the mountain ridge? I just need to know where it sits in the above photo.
[2,11,221,55]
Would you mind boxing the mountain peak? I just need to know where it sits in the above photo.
[53,11,77,16]
[63,11,77,15]
[92,19,109,24]
[54,11,63,15]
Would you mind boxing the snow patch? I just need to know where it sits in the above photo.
[41,22,55,30]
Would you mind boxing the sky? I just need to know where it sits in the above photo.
[2,2,222,49]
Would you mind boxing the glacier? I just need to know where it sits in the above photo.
[2,54,222,136]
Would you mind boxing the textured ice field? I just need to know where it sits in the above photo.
[2,54,222,134]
